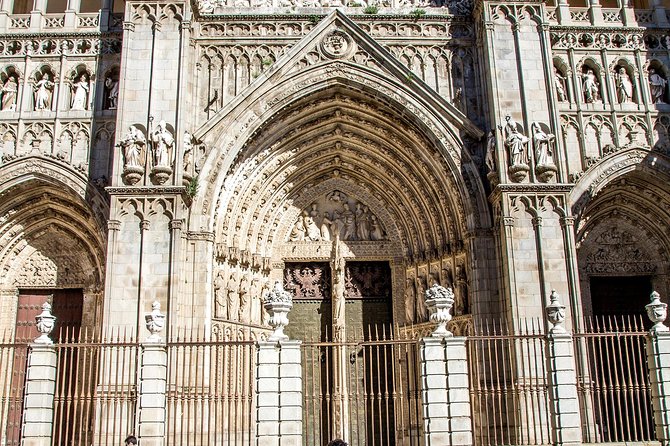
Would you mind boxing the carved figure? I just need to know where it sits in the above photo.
[260,281,270,325]
[321,212,333,241]
[405,278,415,323]
[71,73,89,110]
[415,277,428,322]
[502,114,529,167]
[649,68,667,104]
[34,73,54,111]
[554,69,567,102]
[214,270,227,319]
[615,67,633,103]
[239,274,249,323]
[356,204,371,240]
[369,215,384,241]
[485,130,496,172]
[305,214,321,241]
[250,278,261,324]
[582,69,599,103]
[227,274,239,322]
[117,126,146,169]
[183,131,193,173]
[531,122,556,167]
[289,215,307,241]
[105,76,119,109]
[151,120,174,168]
[1,77,17,111]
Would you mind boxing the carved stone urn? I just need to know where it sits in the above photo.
[35,301,57,345]
[263,281,293,341]
[122,166,144,185]
[424,284,455,337]
[646,291,669,334]
[151,166,173,185]
[545,289,566,334]
[508,164,530,183]
[145,300,166,343]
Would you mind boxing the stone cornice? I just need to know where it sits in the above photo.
[0,31,122,39]
[196,12,473,21]
[106,186,187,195]
[488,183,574,202]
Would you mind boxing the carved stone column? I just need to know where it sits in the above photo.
[329,236,349,441]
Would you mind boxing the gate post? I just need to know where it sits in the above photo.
[21,303,57,446]
[645,291,670,444]
[420,284,472,446]
[545,291,582,446]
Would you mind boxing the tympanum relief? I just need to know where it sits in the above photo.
[287,191,387,242]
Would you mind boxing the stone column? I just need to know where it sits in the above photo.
[256,341,303,446]
[63,0,80,28]
[545,291,582,446]
[29,0,44,31]
[646,291,670,444]
[420,284,472,446]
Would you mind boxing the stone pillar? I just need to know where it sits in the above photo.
[21,345,57,446]
[420,337,472,446]
[29,0,44,31]
[256,341,303,446]
[63,0,80,28]
[137,344,167,446]
[646,291,670,444]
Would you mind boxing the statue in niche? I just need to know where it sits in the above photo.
[321,212,333,241]
[238,274,250,323]
[441,267,453,288]
[501,114,529,167]
[615,67,634,103]
[582,69,600,103]
[1,76,17,111]
[34,72,54,111]
[404,278,415,323]
[214,269,227,319]
[485,130,496,173]
[531,122,556,167]
[105,76,119,110]
[356,204,371,240]
[183,131,194,174]
[151,120,174,168]
[289,215,307,241]
[415,276,428,322]
[227,273,239,322]
[71,73,90,111]
[428,273,438,287]
[309,202,319,219]
[117,126,146,169]
[250,278,261,324]
[649,68,667,104]
[554,69,567,102]
[369,215,385,241]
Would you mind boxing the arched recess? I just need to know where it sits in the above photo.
[571,149,670,320]
[0,158,108,340]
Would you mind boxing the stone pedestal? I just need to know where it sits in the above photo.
[256,340,302,446]
[138,343,168,446]
[21,345,57,446]
[546,333,582,446]
[419,337,472,446]
[647,331,670,444]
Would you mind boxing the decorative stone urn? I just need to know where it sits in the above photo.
[122,166,144,185]
[424,284,455,337]
[545,289,566,334]
[646,291,669,333]
[145,300,166,342]
[263,281,293,341]
[35,301,56,345]
[151,166,173,185]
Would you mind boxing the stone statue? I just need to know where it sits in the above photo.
[183,131,194,173]
[105,76,119,109]
[117,126,146,169]
[404,278,415,323]
[289,214,306,241]
[649,68,667,104]
[71,73,89,110]
[260,280,270,325]
[1,76,17,111]
[250,278,261,324]
[304,213,321,241]
[415,276,428,322]
[238,274,250,323]
[369,215,384,241]
[321,212,333,241]
[531,122,556,167]
[485,130,496,172]
[227,273,239,321]
[582,69,599,103]
[615,67,633,103]
[34,73,54,111]
[214,269,227,319]
[502,114,529,167]
[151,120,174,168]
[554,69,567,102]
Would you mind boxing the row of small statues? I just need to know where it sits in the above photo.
[117,122,175,171]
[486,116,556,172]
[214,271,271,325]
[554,66,667,105]
[405,273,468,323]
[289,201,386,242]
[0,71,119,112]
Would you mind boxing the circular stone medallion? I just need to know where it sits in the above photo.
[321,30,354,59]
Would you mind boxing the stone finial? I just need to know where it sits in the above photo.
[646,291,669,334]
[263,281,293,341]
[145,300,166,343]
[545,290,566,334]
[424,284,455,338]
[34,301,56,345]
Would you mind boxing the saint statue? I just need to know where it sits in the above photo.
[34,73,54,111]
[649,68,667,104]
[582,69,599,103]
[531,122,556,167]
[117,126,146,169]
[183,131,194,174]
[71,73,90,110]
[502,114,529,167]
[151,120,174,168]
[485,130,496,172]
[1,77,17,111]
[405,278,415,323]
[105,76,119,109]
[615,67,633,103]
[554,69,567,102]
